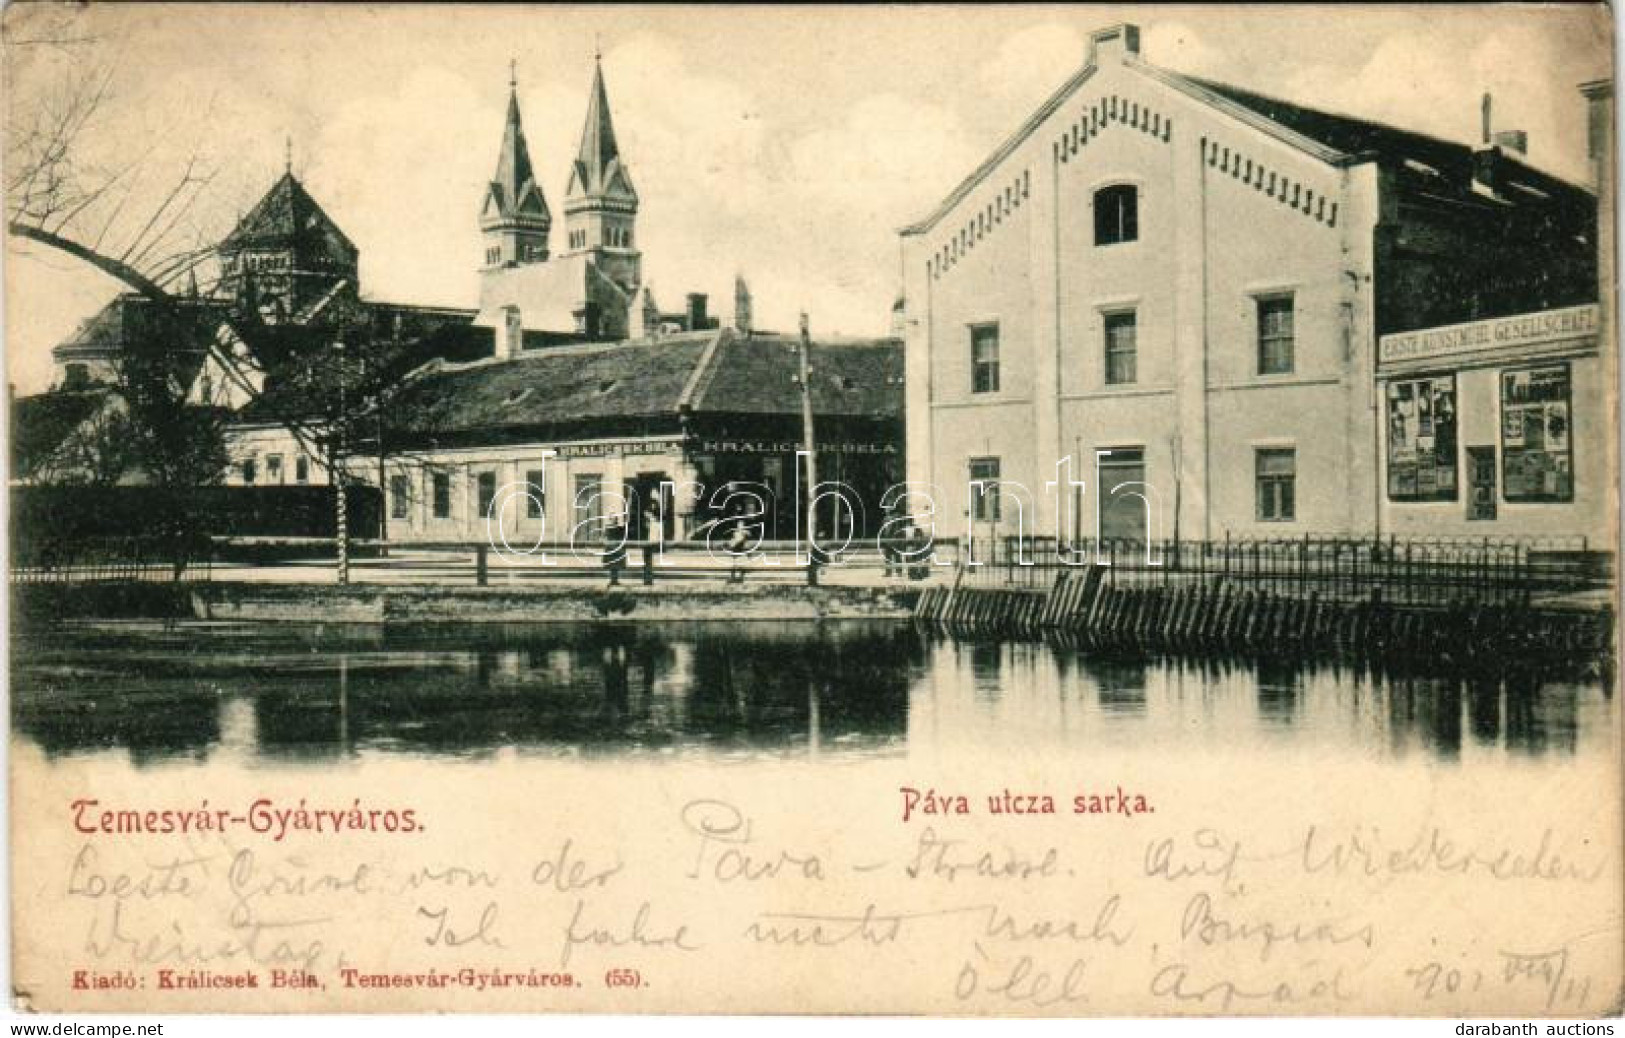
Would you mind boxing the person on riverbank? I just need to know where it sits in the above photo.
[726,520,750,584]
[604,513,628,587]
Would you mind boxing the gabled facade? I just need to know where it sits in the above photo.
[900,23,1598,543]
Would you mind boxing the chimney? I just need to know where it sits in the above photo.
[733,276,752,334]
[686,292,708,331]
[498,305,522,360]
[1088,23,1141,66]
[1480,93,1528,157]
[1492,129,1528,156]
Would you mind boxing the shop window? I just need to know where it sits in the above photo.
[970,323,1000,394]
[476,471,498,519]
[390,474,410,520]
[968,457,1001,522]
[525,470,546,519]
[242,458,257,484]
[1094,184,1138,245]
[432,472,451,519]
[1257,294,1295,375]
[1385,375,1458,501]
[1104,311,1137,385]
[1256,448,1296,522]
[1501,363,1573,502]
[295,456,310,484]
[266,454,283,484]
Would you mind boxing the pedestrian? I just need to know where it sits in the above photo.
[907,524,930,581]
[727,520,750,584]
[604,513,628,587]
[640,503,661,585]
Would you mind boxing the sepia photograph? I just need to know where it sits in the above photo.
[3,2,1620,1023]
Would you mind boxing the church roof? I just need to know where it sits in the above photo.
[566,59,637,205]
[484,86,551,225]
[219,171,359,263]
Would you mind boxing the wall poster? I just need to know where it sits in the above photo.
[1385,375,1458,501]
[1501,362,1575,502]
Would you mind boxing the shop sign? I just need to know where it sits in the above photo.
[1378,304,1598,366]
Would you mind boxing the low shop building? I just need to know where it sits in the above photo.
[372,327,903,546]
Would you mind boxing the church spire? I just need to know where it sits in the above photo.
[565,56,637,213]
[563,53,639,276]
[481,64,551,268]
[575,56,621,185]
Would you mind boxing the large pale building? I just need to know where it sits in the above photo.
[899,24,1597,545]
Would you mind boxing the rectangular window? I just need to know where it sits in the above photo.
[1256,448,1297,522]
[1500,362,1573,502]
[1094,184,1138,245]
[524,470,546,519]
[295,455,309,484]
[476,471,497,519]
[970,323,1000,394]
[390,474,410,520]
[1386,375,1458,501]
[1257,294,1295,375]
[242,458,257,485]
[432,472,451,519]
[1104,311,1137,385]
[574,474,603,532]
[968,457,1001,522]
[266,454,283,484]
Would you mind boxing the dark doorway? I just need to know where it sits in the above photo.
[629,473,674,539]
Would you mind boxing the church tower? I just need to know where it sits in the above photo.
[561,55,640,295]
[480,66,551,270]
[217,153,358,324]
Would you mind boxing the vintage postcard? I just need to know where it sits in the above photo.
[4,1,1621,1018]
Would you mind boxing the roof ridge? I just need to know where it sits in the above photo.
[676,327,730,411]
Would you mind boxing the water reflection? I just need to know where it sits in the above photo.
[9,620,1614,768]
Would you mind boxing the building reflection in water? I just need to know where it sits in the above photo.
[9,621,1612,767]
[12,621,916,764]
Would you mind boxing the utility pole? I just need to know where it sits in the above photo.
[334,339,349,586]
[798,312,819,585]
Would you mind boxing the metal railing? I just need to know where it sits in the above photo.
[9,535,214,584]
[948,533,1608,606]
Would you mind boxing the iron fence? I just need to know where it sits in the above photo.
[947,533,1608,606]
[9,535,214,584]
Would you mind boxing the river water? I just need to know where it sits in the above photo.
[9,619,1614,769]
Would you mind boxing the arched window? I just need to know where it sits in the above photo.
[1094,184,1138,246]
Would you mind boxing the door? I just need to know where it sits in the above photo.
[1097,447,1148,543]
[1467,446,1497,521]
[629,473,674,539]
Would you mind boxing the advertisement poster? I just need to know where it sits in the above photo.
[1503,364,1577,503]
[4,2,1619,1025]
[1386,376,1459,502]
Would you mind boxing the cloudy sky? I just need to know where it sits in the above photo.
[4,3,1611,394]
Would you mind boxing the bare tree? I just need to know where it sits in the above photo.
[5,6,344,573]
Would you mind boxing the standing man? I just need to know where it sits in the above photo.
[604,513,628,587]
